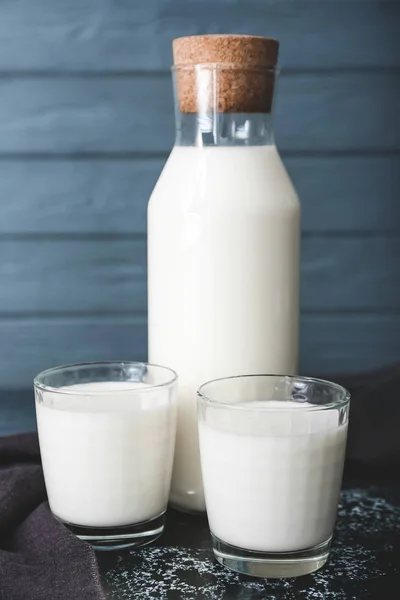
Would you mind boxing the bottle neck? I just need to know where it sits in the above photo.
[172,64,277,147]
[174,112,275,147]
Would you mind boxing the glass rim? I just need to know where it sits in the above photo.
[171,63,280,74]
[197,374,350,412]
[34,361,178,395]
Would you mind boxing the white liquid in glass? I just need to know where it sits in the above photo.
[199,401,348,552]
[36,381,176,527]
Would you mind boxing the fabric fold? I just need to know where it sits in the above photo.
[0,434,105,600]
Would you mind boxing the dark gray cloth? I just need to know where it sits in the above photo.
[0,433,105,600]
[335,363,400,470]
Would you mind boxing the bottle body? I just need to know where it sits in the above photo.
[148,144,300,512]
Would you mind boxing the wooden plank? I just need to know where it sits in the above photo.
[0,390,36,436]
[0,156,399,234]
[0,160,159,235]
[0,316,148,389]
[0,73,398,153]
[300,315,400,375]
[0,236,399,313]
[301,235,400,312]
[0,314,398,388]
[0,1,398,71]
[288,156,400,233]
[0,239,148,313]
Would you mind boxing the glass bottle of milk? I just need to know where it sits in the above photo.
[148,35,300,512]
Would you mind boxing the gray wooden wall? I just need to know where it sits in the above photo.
[0,0,399,389]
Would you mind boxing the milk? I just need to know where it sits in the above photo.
[148,145,300,511]
[36,381,176,527]
[199,401,348,552]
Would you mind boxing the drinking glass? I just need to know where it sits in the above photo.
[198,375,350,577]
[34,362,177,550]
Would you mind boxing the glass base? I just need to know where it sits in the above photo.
[59,512,166,551]
[212,534,331,578]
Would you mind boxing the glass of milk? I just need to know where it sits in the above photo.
[198,374,350,578]
[34,362,177,550]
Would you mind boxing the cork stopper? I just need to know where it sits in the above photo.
[172,35,279,114]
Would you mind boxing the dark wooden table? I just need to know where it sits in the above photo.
[2,391,399,599]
